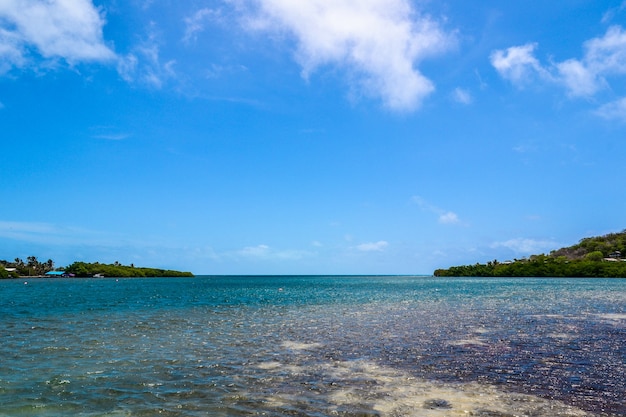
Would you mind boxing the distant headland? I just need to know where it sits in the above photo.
[434,230,626,278]
[0,257,193,279]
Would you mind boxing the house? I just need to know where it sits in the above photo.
[45,271,69,277]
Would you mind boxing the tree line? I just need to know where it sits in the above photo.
[1,257,193,278]
[434,229,626,278]
[1,256,55,278]
[434,255,626,278]
[65,261,193,278]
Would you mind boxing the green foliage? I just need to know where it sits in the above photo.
[65,261,193,278]
[435,257,626,278]
[0,256,53,277]
[1,257,193,278]
[434,229,626,278]
[585,251,604,262]
[551,230,626,260]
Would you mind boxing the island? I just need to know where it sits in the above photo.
[0,257,193,279]
[434,230,626,277]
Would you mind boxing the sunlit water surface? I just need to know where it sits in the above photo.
[1,276,625,416]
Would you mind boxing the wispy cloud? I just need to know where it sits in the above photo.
[0,0,115,73]
[412,196,462,225]
[117,28,176,89]
[491,25,626,110]
[93,133,131,141]
[356,241,389,252]
[595,96,626,122]
[602,1,626,24]
[236,244,314,261]
[0,220,109,246]
[238,0,456,111]
[438,212,460,225]
[90,126,131,141]
[512,143,538,153]
[490,238,558,255]
[451,87,472,105]
[183,8,221,44]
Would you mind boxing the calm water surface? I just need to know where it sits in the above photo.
[1,276,625,416]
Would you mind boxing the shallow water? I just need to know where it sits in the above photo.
[0,276,624,416]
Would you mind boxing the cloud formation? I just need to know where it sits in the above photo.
[0,0,115,73]
[412,196,461,225]
[356,241,389,252]
[117,44,176,89]
[491,238,557,255]
[183,8,221,44]
[595,97,626,121]
[491,26,626,101]
[241,0,455,111]
[236,244,313,260]
[490,43,549,87]
[452,87,472,105]
[0,220,121,247]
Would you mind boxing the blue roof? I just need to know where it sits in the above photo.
[45,271,66,276]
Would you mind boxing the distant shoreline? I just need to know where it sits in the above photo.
[1,258,193,279]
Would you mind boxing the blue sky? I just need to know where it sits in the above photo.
[1,0,626,275]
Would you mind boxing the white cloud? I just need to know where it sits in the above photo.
[117,37,176,89]
[236,244,313,260]
[438,211,459,225]
[555,58,602,97]
[584,26,626,73]
[491,26,626,99]
[554,26,626,97]
[93,133,131,141]
[595,97,626,121]
[0,0,115,72]
[490,43,550,86]
[239,244,271,257]
[491,238,557,255]
[240,0,455,111]
[412,196,462,226]
[183,8,221,43]
[356,241,389,252]
[602,1,626,24]
[452,87,472,105]
[0,28,25,72]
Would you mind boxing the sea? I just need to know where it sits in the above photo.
[1,276,625,417]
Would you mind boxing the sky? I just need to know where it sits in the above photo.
[1,0,626,275]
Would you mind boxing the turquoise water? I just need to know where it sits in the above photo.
[1,276,625,416]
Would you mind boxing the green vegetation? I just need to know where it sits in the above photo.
[1,256,54,278]
[0,267,13,279]
[65,261,193,278]
[434,230,626,278]
[1,257,193,278]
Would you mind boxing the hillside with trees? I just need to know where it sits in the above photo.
[434,230,626,277]
[1,257,193,278]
